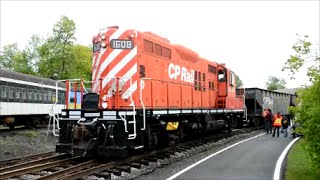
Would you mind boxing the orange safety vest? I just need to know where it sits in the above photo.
[274,117,282,127]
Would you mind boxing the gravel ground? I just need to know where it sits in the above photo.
[0,127,58,161]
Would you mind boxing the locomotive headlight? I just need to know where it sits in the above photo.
[102,95,107,101]
[129,31,137,39]
[101,41,106,48]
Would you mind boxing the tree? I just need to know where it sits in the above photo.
[23,35,44,74]
[0,43,35,74]
[12,51,34,74]
[0,43,20,70]
[69,44,92,80]
[38,15,76,79]
[282,34,320,169]
[236,75,243,88]
[265,75,286,90]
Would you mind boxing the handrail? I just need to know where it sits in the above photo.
[140,78,151,131]
[120,76,136,139]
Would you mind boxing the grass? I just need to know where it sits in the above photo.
[285,138,320,180]
[17,130,39,137]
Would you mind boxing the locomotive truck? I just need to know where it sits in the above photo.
[56,26,246,158]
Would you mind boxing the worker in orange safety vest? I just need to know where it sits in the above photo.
[272,112,282,137]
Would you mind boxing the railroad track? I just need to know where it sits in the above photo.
[0,152,56,168]
[0,128,258,180]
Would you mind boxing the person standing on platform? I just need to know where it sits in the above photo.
[272,112,282,137]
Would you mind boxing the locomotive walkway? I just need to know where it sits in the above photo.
[167,132,299,180]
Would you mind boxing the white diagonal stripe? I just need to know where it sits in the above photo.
[122,80,137,99]
[101,46,138,89]
[121,63,137,84]
[94,49,123,91]
[93,28,127,91]
[106,63,138,96]
[109,28,127,40]
[92,48,107,83]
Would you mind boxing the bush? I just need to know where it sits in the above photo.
[293,77,320,169]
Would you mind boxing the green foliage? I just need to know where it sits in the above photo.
[265,75,286,90]
[285,139,320,180]
[293,80,320,168]
[288,106,296,115]
[236,75,243,88]
[283,34,320,169]
[23,35,44,74]
[12,51,34,74]
[0,43,20,70]
[282,34,320,82]
[0,43,35,75]
[38,16,77,80]
[69,44,92,80]
[1,15,92,80]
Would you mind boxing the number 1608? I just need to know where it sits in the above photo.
[110,39,134,49]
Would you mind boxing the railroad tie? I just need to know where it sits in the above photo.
[94,171,111,179]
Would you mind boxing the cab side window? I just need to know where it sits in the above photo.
[218,70,226,82]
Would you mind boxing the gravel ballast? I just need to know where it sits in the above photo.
[0,128,58,161]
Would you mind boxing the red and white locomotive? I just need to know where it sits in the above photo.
[56,26,246,158]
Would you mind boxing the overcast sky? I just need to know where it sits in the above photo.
[1,0,319,89]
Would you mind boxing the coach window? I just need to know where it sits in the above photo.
[44,92,48,102]
[34,91,38,101]
[9,88,14,99]
[48,91,52,102]
[1,87,6,98]
[39,91,43,101]
[22,90,27,100]
[218,70,226,82]
[16,89,21,99]
[28,91,32,100]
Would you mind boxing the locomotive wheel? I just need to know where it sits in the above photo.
[145,125,158,149]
